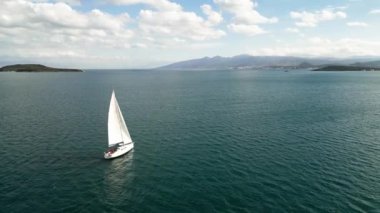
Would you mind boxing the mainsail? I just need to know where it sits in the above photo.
[108,91,132,147]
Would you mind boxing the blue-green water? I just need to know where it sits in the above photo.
[0,70,379,212]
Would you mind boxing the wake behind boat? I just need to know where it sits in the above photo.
[104,90,134,159]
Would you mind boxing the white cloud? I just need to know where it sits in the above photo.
[201,4,223,26]
[250,37,380,57]
[286,27,299,33]
[369,9,380,14]
[214,0,277,24]
[290,8,346,27]
[138,9,225,41]
[2,0,378,68]
[25,0,81,6]
[109,0,181,11]
[0,0,131,35]
[214,0,277,36]
[346,22,368,27]
[110,0,225,41]
[0,0,227,67]
[0,0,133,66]
[54,0,81,6]
[228,24,266,36]
[108,0,225,41]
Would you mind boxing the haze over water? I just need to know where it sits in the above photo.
[0,70,379,212]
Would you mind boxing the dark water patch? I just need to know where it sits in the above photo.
[0,70,379,212]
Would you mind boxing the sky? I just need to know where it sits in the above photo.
[0,0,380,68]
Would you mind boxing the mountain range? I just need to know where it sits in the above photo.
[157,55,380,70]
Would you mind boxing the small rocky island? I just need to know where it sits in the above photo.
[0,64,83,72]
[313,65,380,71]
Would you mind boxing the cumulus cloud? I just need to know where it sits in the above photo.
[27,0,81,6]
[0,0,133,66]
[250,37,380,57]
[0,0,227,67]
[53,0,81,6]
[369,9,380,14]
[286,27,299,33]
[214,0,277,36]
[346,22,368,27]
[0,1,132,36]
[137,9,225,41]
[111,0,225,41]
[290,8,346,27]
[109,0,181,11]
[228,24,266,36]
[201,4,223,26]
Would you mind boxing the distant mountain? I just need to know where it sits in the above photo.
[313,65,380,71]
[0,64,83,72]
[350,60,380,68]
[157,55,380,70]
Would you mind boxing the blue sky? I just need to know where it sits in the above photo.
[0,0,379,68]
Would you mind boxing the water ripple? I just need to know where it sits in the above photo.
[0,71,379,212]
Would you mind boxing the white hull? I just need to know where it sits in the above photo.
[104,143,134,159]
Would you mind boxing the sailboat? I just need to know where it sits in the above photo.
[104,90,134,159]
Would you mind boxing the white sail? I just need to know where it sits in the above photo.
[108,91,132,147]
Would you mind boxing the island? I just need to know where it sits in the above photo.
[313,65,380,71]
[0,64,83,72]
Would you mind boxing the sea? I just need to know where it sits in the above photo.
[0,70,379,212]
